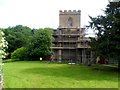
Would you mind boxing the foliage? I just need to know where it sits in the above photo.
[88,2,120,62]
[11,47,27,60]
[26,28,53,60]
[3,25,32,57]
[0,30,8,59]
[3,25,53,60]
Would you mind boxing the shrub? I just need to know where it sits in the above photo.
[11,47,26,60]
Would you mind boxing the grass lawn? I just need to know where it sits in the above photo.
[3,61,118,88]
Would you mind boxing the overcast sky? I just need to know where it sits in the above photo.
[0,0,109,30]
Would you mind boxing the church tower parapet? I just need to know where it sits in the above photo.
[59,10,81,15]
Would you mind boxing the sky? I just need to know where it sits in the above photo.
[0,0,109,31]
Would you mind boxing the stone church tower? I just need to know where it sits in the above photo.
[59,10,80,28]
[52,10,93,64]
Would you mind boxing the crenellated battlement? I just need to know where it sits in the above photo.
[59,10,81,15]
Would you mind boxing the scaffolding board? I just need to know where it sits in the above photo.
[52,28,94,64]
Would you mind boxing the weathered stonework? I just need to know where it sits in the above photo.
[59,10,80,28]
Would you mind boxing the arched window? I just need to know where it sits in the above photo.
[67,17,73,27]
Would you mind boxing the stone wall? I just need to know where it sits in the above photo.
[59,10,81,28]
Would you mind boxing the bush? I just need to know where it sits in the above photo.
[11,47,27,60]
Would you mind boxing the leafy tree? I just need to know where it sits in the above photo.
[3,25,32,58]
[26,28,53,60]
[88,2,120,66]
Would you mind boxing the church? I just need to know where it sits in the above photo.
[51,10,94,64]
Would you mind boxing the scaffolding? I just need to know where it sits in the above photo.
[51,10,95,64]
[52,28,93,64]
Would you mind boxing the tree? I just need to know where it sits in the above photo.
[88,2,120,66]
[112,0,120,2]
[3,25,32,58]
[26,28,53,60]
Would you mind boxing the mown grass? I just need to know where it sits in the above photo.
[3,61,118,88]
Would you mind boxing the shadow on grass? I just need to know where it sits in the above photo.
[21,63,118,82]
[89,64,119,73]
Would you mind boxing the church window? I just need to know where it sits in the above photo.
[67,17,73,27]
